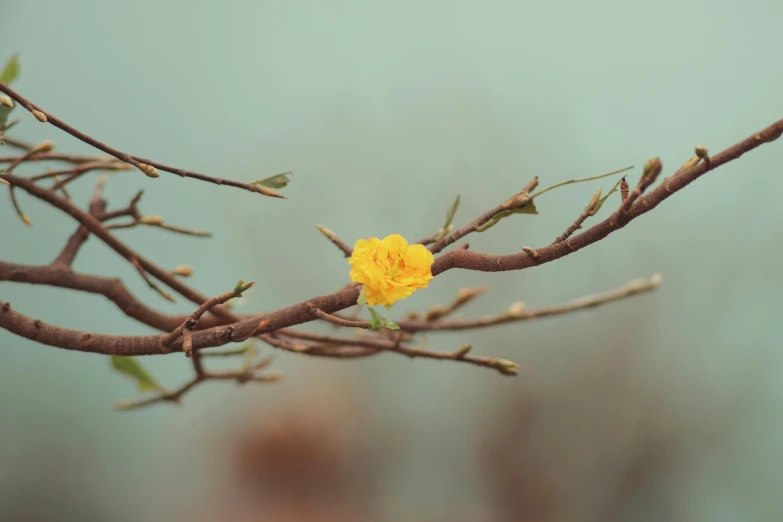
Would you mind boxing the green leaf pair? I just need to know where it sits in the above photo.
[476,199,538,233]
[368,307,400,330]
[251,171,293,189]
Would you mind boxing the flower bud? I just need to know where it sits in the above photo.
[32,140,55,153]
[136,162,160,178]
[172,265,193,277]
[496,359,520,376]
[139,215,164,225]
[507,301,526,317]
[642,157,663,184]
[31,109,47,122]
[453,344,472,358]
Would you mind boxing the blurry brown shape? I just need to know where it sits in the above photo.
[222,392,383,522]
[481,334,681,522]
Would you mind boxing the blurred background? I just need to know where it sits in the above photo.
[2,0,783,520]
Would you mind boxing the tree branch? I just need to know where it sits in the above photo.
[428,177,539,255]
[316,224,353,257]
[429,118,783,276]
[396,275,661,332]
[0,82,284,198]
[1,117,780,380]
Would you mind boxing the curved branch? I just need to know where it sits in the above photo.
[397,275,661,332]
[0,82,284,198]
[430,118,783,276]
[1,118,781,358]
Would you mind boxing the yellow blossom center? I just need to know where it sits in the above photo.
[348,234,434,308]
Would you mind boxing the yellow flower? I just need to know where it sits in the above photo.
[348,234,434,308]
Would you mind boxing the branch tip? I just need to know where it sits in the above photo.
[521,246,538,259]
[495,359,520,376]
[453,344,472,359]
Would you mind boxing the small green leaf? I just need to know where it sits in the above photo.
[110,356,165,393]
[436,195,460,240]
[476,199,538,233]
[592,176,625,216]
[252,171,293,189]
[445,195,460,226]
[512,199,538,215]
[0,54,19,85]
[233,279,245,296]
[368,307,383,329]
[357,287,367,306]
[367,307,400,330]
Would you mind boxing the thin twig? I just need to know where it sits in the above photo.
[398,275,662,332]
[308,304,370,328]
[131,258,175,302]
[0,118,780,362]
[277,329,519,375]
[0,82,285,198]
[316,224,353,257]
[420,286,488,321]
[428,177,539,255]
[163,282,255,351]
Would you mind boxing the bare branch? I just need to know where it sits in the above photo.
[396,275,662,332]
[276,329,519,375]
[316,224,353,257]
[308,303,370,328]
[429,118,783,276]
[0,82,285,198]
[1,114,781,390]
[428,177,540,255]
[163,281,255,355]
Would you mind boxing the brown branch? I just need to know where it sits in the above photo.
[0,82,285,198]
[4,142,54,226]
[98,189,144,221]
[308,304,370,328]
[611,157,662,225]
[131,258,175,302]
[396,275,662,332]
[162,281,255,355]
[428,177,539,255]
[45,161,131,191]
[553,206,591,244]
[275,329,519,375]
[1,172,234,317]
[316,225,353,257]
[114,357,282,411]
[0,151,106,164]
[416,230,442,246]
[107,218,212,238]
[552,187,604,244]
[30,161,129,182]
[0,261,195,332]
[428,118,783,276]
[53,196,106,266]
[420,286,487,321]
[0,118,780,366]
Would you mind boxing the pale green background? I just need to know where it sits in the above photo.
[2,0,783,520]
